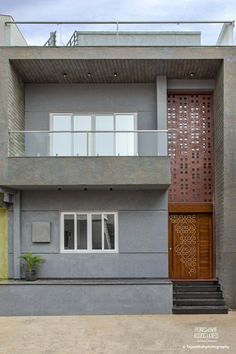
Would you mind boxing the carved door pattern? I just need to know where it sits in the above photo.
[169,213,213,279]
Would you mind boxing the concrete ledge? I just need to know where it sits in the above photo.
[0,279,172,315]
[5,156,171,189]
[1,277,171,285]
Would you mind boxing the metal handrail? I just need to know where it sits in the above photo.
[5,21,235,25]
[8,130,168,133]
[4,20,235,47]
[67,31,79,46]
[44,31,57,46]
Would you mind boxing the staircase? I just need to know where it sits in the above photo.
[173,280,228,314]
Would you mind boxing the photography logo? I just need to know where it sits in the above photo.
[182,327,230,350]
[194,327,219,342]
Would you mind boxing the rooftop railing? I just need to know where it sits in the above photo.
[3,20,235,46]
[8,130,168,157]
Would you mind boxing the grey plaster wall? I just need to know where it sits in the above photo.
[25,83,156,129]
[25,83,157,156]
[219,59,236,308]
[214,65,224,282]
[9,190,168,278]
[6,156,171,189]
[0,281,172,315]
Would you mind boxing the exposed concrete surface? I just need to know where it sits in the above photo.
[0,312,235,354]
[0,282,172,315]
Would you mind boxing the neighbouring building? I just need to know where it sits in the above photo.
[0,15,235,315]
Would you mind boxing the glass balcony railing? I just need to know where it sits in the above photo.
[8,130,168,157]
[2,19,235,46]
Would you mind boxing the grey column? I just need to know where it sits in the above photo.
[156,76,167,155]
[13,191,21,279]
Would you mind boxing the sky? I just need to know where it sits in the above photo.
[1,0,236,45]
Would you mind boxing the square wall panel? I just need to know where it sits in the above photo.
[32,222,51,243]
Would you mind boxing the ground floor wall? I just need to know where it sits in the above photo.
[0,279,172,315]
[8,190,169,279]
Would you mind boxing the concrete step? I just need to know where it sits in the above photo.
[174,298,226,306]
[174,285,220,292]
[174,291,223,299]
[173,281,218,286]
[173,306,228,314]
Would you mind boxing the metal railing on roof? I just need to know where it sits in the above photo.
[67,31,79,46]
[4,20,235,46]
[44,31,57,46]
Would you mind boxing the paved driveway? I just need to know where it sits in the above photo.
[0,312,235,353]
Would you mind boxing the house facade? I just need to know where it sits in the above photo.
[0,16,235,315]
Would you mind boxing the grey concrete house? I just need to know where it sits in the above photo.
[0,16,235,315]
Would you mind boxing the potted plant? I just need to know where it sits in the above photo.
[20,252,45,281]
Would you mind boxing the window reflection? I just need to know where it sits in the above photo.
[92,214,102,249]
[116,114,135,156]
[74,115,91,156]
[95,115,114,156]
[52,115,71,156]
[51,113,136,156]
[77,214,87,249]
[104,214,115,250]
[64,214,74,250]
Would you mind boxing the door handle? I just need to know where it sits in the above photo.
[169,247,172,251]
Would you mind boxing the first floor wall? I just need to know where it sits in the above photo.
[8,189,169,279]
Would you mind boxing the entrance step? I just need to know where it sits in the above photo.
[174,298,225,306]
[174,291,223,299]
[173,305,228,314]
[174,285,220,292]
[173,280,228,314]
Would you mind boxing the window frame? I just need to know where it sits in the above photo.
[50,112,137,156]
[60,211,119,253]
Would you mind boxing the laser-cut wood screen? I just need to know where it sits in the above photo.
[168,94,213,203]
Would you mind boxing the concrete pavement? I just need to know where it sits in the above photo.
[0,311,235,353]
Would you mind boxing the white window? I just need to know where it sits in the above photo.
[50,113,137,156]
[61,212,118,253]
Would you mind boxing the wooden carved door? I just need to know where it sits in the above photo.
[169,213,213,279]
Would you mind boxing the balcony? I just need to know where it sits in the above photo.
[9,130,167,157]
[7,130,171,189]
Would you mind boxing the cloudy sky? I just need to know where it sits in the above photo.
[1,0,236,45]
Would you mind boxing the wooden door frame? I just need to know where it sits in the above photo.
[168,203,215,280]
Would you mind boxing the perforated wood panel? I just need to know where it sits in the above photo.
[168,94,213,203]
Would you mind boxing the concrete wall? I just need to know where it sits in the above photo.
[25,83,157,130]
[74,31,201,46]
[8,190,168,279]
[25,83,158,157]
[220,59,236,308]
[0,280,172,315]
[214,65,224,282]
[0,15,27,46]
[6,156,171,189]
